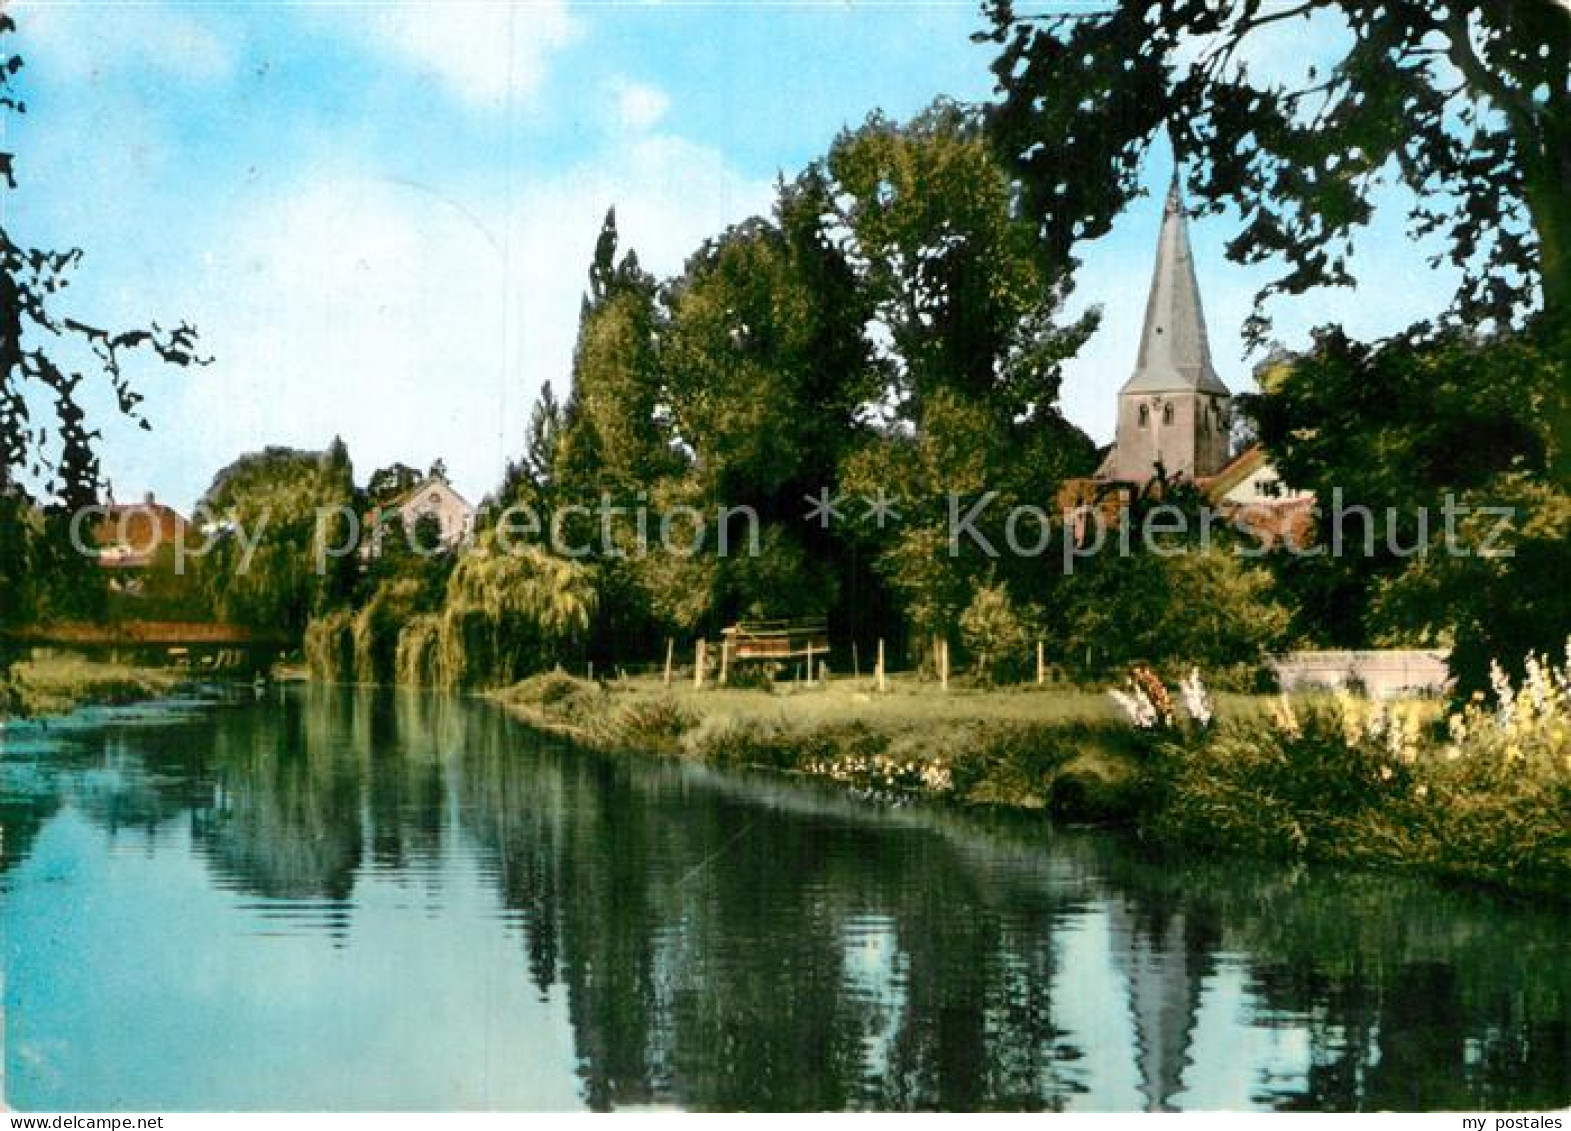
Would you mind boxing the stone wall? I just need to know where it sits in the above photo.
[1267,649,1451,699]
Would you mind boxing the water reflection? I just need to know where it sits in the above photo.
[2,687,1567,1111]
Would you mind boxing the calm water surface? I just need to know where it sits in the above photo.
[3,687,1567,1111]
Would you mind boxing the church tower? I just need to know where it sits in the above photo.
[1103,175,1233,483]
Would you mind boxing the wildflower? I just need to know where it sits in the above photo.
[1109,686,1158,729]
[1131,666,1176,728]
[1272,695,1301,739]
[1179,668,1214,728]
[1489,659,1516,726]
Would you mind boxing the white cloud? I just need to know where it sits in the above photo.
[137,135,774,506]
[16,0,235,84]
[355,0,580,109]
[610,78,671,132]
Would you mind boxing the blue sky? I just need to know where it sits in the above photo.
[8,0,1462,509]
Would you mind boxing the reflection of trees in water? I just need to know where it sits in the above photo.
[0,734,66,873]
[5,691,1567,1111]
[1239,882,1570,1112]
[1,711,216,874]
[1091,843,1571,1111]
[196,690,365,902]
[453,723,1083,1110]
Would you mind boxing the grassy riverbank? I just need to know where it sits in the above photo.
[497,672,1194,820]
[1,657,185,719]
[493,667,1569,897]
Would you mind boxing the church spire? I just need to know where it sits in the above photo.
[1121,172,1229,397]
[1101,168,1236,483]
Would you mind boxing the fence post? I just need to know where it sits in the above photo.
[940,638,950,691]
[694,639,706,690]
[805,642,815,686]
[876,638,886,693]
[719,637,730,687]
[1036,640,1045,686]
[664,637,674,687]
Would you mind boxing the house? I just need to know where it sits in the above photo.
[93,492,193,571]
[364,470,476,556]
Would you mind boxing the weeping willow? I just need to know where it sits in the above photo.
[395,614,443,686]
[305,535,596,689]
[351,578,422,684]
[427,535,597,688]
[303,608,355,682]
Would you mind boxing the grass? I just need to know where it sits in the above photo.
[2,656,185,718]
[494,670,1201,819]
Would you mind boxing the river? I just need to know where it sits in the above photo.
[2,686,1567,1111]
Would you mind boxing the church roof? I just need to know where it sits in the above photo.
[1121,175,1231,397]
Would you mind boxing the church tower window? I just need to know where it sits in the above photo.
[1138,404,1149,427]
[1162,403,1174,426]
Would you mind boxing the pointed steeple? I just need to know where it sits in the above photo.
[1121,174,1230,397]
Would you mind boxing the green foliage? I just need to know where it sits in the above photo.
[494,381,565,515]
[436,532,597,687]
[958,579,1036,684]
[365,462,423,507]
[351,578,424,684]
[1248,324,1568,693]
[823,105,1097,643]
[303,607,355,683]
[554,209,678,499]
[496,669,607,733]
[394,614,443,687]
[108,543,214,622]
[822,101,1094,419]
[1153,655,1571,895]
[983,1,1571,341]
[201,444,358,636]
[1057,546,1289,678]
[612,696,698,752]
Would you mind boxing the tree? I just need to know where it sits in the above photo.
[823,102,1097,646]
[199,445,358,637]
[959,579,1037,683]
[659,178,877,625]
[1057,545,1290,680]
[822,100,1095,425]
[982,0,1570,337]
[1247,324,1567,691]
[437,530,598,687]
[0,15,203,690]
[366,462,423,507]
[554,209,679,498]
[983,0,1571,482]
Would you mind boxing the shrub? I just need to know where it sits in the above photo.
[613,697,698,750]
[1148,648,1571,893]
[959,581,1035,684]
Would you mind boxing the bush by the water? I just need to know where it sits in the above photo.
[1149,648,1571,894]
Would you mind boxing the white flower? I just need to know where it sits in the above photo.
[1490,659,1516,726]
[1179,668,1214,728]
[1109,686,1158,729]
